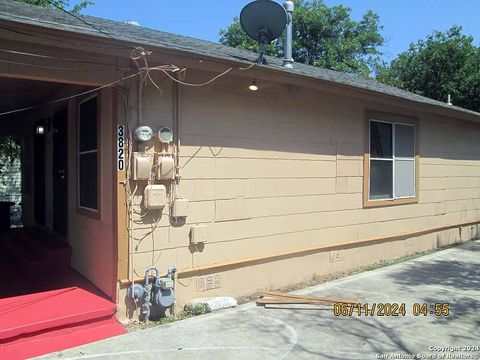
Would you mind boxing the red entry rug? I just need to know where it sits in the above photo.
[0,287,126,359]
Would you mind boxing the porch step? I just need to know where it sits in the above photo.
[0,287,127,359]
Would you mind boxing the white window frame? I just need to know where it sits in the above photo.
[369,119,416,201]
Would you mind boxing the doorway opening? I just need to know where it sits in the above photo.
[0,77,102,299]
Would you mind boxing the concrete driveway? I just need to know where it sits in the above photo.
[40,241,480,360]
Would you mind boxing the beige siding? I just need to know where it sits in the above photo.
[123,70,480,311]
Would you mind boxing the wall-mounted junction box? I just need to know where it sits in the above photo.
[157,155,175,180]
[143,185,167,210]
[172,198,189,218]
[190,224,209,244]
[133,153,153,180]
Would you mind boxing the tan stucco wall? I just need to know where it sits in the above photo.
[118,70,480,315]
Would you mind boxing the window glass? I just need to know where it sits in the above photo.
[79,152,98,209]
[78,96,98,211]
[79,97,97,152]
[370,121,392,158]
[394,159,415,197]
[395,124,415,158]
[370,160,393,200]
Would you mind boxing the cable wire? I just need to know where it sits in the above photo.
[0,70,140,117]
[0,49,131,68]
[0,58,130,72]
[0,25,130,50]
[44,0,118,41]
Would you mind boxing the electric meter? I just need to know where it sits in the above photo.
[134,125,154,142]
[158,127,174,144]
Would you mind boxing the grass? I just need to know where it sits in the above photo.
[124,302,206,332]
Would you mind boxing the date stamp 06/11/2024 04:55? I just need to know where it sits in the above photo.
[332,302,450,317]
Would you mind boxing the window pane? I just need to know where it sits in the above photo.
[79,97,97,152]
[395,159,415,198]
[79,152,98,209]
[395,124,415,158]
[370,160,393,200]
[370,121,392,158]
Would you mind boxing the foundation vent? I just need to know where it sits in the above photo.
[197,274,222,292]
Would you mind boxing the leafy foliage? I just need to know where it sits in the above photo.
[219,0,384,77]
[376,26,480,112]
[14,0,94,13]
[0,137,21,185]
[184,303,206,316]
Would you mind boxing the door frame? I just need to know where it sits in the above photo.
[52,107,69,239]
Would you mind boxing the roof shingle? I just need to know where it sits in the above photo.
[0,0,478,119]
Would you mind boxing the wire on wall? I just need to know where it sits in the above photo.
[0,58,129,72]
[0,45,256,117]
[0,48,132,69]
[0,41,257,288]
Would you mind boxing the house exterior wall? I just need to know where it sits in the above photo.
[118,69,480,315]
[68,88,116,298]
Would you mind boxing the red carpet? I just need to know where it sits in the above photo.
[0,287,127,360]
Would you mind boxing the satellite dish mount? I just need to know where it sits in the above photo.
[240,0,288,65]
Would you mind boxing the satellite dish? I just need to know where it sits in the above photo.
[240,0,288,64]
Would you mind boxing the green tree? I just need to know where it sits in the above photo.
[0,137,21,185]
[376,26,480,112]
[14,0,93,13]
[219,0,384,77]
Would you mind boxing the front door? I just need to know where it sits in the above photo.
[52,109,68,238]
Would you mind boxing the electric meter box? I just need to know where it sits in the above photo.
[172,198,189,218]
[133,153,153,180]
[143,184,167,210]
[157,156,175,180]
[190,224,209,244]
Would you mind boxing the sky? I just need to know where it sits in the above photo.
[82,0,480,62]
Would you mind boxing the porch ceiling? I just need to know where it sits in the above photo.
[0,77,68,114]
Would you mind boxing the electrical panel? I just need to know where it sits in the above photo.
[172,198,189,218]
[133,153,153,180]
[143,184,167,210]
[190,224,209,244]
[157,156,175,181]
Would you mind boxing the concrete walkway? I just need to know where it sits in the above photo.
[40,241,480,360]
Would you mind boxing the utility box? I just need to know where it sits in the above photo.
[172,198,189,218]
[190,224,209,244]
[133,153,153,180]
[143,185,167,210]
[157,155,175,180]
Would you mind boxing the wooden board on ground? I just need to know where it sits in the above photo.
[256,290,357,306]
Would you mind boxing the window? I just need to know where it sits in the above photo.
[78,96,99,211]
[365,117,418,206]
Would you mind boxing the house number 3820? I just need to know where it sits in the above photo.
[117,125,125,171]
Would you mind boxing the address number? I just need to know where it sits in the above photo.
[117,124,125,171]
